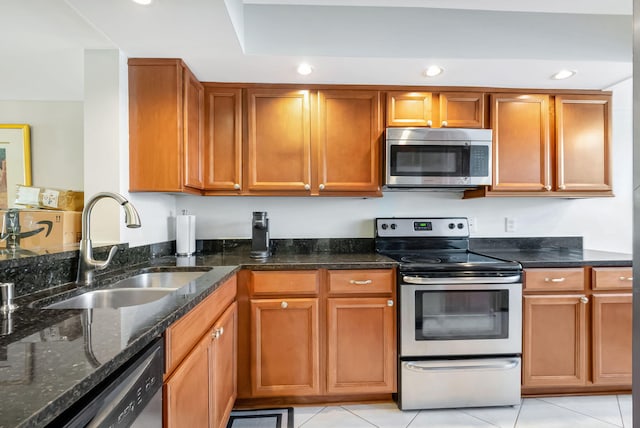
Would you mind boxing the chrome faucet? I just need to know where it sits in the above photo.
[76,192,141,285]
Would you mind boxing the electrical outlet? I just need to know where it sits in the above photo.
[505,217,516,233]
[469,217,478,233]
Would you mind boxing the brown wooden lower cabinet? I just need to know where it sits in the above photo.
[522,294,588,388]
[522,266,632,395]
[250,298,320,397]
[164,333,210,427]
[238,268,397,403]
[326,297,395,394]
[591,294,632,385]
[211,302,238,428]
[163,277,237,428]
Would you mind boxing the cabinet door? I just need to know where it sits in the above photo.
[203,86,242,192]
[210,302,238,428]
[439,92,484,128]
[555,95,612,192]
[490,94,551,192]
[246,88,311,192]
[128,59,184,192]
[592,294,632,386]
[164,334,210,427]
[326,298,395,394]
[522,295,587,387]
[386,92,433,127]
[250,298,320,396]
[183,67,204,189]
[316,90,382,193]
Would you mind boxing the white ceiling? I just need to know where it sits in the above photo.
[0,0,632,101]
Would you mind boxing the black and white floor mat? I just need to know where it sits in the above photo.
[227,407,294,428]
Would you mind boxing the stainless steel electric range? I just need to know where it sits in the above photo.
[375,217,523,410]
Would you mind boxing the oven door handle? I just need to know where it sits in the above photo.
[404,359,520,372]
[402,275,521,285]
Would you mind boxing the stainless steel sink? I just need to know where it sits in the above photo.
[108,271,205,289]
[44,288,179,309]
[40,269,209,309]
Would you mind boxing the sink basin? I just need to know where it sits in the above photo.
[44,288,178,309]
[108,271,206,289]
[36,267,211,310]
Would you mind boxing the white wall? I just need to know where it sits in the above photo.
[0,100,83,190]
[174,79,633,253]
[83,49,176,246]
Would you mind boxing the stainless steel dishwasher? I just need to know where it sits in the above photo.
[52,338,164,427]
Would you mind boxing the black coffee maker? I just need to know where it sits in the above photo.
[250,211,270,259]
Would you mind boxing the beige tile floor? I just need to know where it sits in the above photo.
[292,395,633,428]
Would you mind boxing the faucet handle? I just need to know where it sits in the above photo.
[90,245,119,271]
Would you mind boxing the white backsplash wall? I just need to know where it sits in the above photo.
[176,79,633,254]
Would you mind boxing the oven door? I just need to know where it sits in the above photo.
[385,141,491,187]
[400,279,522,357]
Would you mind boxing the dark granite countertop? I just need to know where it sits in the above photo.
[0,251,395,428]
[475,248,632,268]
[470,237,631,268]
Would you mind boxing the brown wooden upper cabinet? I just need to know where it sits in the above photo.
[316,90,382,194]
[245,88,382,196]
[386,91,484,128]
[465,92,613,198]
[203,86,243,194]
[555,95,612,192]
[246,88,312,193]
[491,93,552,192]
[128,58,204,193]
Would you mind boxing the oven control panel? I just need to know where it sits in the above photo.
[376,217,469,237]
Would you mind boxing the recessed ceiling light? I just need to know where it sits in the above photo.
[551,69,577,80]
[424,65,444,78]
[132,0,152,5]
[297,63,313,76]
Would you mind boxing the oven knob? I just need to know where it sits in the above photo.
[448,223,455,229]
[381,223,388,230]
[390,223,397,230]
[457,223,464,229]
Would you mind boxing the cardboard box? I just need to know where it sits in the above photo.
[0,209,82,249]
[14,185,84,211]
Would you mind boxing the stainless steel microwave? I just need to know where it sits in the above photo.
[385,127,492,188]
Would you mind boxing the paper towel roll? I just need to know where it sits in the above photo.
[176,214,196,256]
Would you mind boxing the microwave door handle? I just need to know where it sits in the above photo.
[402,275,522,285]
[404,359,520,372]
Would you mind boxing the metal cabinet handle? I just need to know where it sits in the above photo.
[304,184,310,191]
[281,301,288,309]
[544,185,552,191]
[580,296,589,304]
[349,279,372,285]
[426,120,433,127]
[387,300,394,307]
[319,184,325,190]
[212,327,224,339]
[559,185,566,190]
[441,120,448,127]
[233,183,240,190]
[619,276,633,281]
[544,277,566,283]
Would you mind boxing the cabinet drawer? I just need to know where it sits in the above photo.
[250,270,319,296]
[328,269,394,294]
[592,267,633,290]
[165,275,237,375]
[524,268,585,292]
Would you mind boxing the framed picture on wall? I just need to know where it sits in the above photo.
[0,124,32,209]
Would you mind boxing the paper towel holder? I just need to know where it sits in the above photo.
[176,211,196,257]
